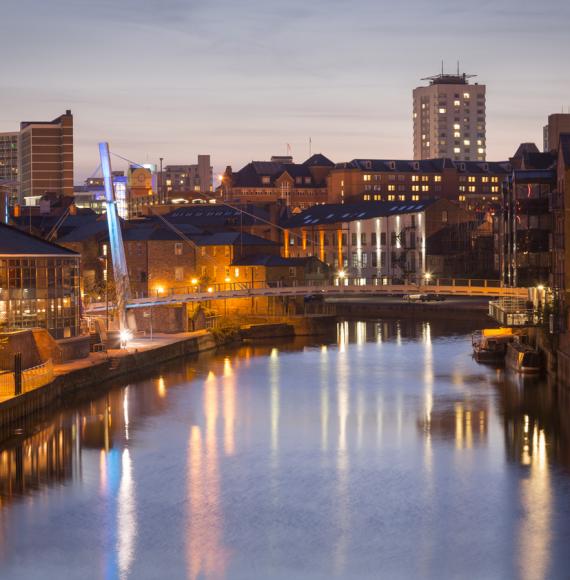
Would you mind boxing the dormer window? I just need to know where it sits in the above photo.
[389,161,396,170]
[261,176,270,185]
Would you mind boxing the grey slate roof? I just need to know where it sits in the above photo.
[0,223,78,256]
[192,232,277,247]
[335,158,510,174]
[230,155,332,188]
[231,254,316,267]
[165,204,270,227]
[282,201,437,228]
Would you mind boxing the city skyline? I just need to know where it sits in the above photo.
[1,0,569,180]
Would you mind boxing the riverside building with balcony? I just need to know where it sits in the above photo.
[282,198,479,284]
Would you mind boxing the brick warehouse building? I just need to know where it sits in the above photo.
[329,158,509,211]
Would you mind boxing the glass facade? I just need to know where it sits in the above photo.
[0,256,80,339]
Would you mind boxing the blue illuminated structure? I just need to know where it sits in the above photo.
[99,142,132,333]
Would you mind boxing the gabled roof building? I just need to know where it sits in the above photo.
[221,154,334,211]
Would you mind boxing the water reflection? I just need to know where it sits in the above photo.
[0,320,569,578]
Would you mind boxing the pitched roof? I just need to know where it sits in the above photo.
[230,156,332,188]
[165,204,270,227]
[192,232,277,247]
[231,254,317,267]
[0,223,78,256]
[282,201,437,228]
[512,142,540,159]
[335,158,510,174]
[303,153,335,167]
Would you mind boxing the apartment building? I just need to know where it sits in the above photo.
[413,72,486,161]
[0,132,18,203]
[18,110,73,203]
[163,155,213,199]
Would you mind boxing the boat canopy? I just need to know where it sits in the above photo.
[482,328,513,338]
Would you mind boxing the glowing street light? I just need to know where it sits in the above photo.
[338,270,346,279]
[119,329,132,349]
[423,272,432,284]
[207,287,214,293]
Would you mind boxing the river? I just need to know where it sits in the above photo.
[0,319,569,579]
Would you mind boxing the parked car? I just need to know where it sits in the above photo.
[420,293,446,302]
[304,293,325,303]
[405,294,423,302]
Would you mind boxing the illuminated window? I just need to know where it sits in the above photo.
[421,175,428,182]
[478,148,485,154]
[463,92,470,99]
[454,100,461,107]
[468,186,476,192]
[482,176,489,183]
[464,139,470,146]
[434,175,442,182]
[454,131,461,138]
[398,194,406,201]
[412,195,419,201]
[388,185,396,191]
[421,185,429,192]
[412,185,420,192]
[491,186,499,192]
[491,176,498,183]
[387,194,395,201]
[412,175,419,182]
[453,123,460,130]
[439,108,446,114]
[363,174,371,181]
[454,147,461,154]
[468,176,476,183]
[458,195,466,201]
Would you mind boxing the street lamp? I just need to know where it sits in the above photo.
[423,272,432,285]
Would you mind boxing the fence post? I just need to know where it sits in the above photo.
[14,352,22,396]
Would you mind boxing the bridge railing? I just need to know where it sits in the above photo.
[136,278,504,298]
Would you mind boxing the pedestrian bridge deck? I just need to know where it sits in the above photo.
[85,281,527,313]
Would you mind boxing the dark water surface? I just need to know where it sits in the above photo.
[1,320,570,579]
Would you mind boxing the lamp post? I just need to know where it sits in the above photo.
[159,157,164,204]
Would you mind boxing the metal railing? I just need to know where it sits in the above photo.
[85,278,526,313]
[0,359,54,398]
[488,297,544,327]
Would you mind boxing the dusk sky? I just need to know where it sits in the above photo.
[2,0,569,181]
